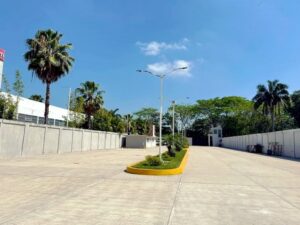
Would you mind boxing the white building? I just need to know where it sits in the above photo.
[125,135,157,148]
[1,92,68,126]
[208,125,223,147]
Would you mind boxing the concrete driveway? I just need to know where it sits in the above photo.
[0,146,300,225]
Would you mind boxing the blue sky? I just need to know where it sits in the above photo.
[1,0,300,114]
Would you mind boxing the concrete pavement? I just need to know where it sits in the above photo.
[0,146,300,225]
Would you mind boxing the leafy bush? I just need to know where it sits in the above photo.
[174,139,183,151]
[145,155,162,166]
[163,134,189,152]
[162,152,173,161]
[163,134,176,156]
[167,145,176,157]
[254,144,263,153]
[182,137,189,148]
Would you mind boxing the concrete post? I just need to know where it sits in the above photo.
[97,132,100,150]
[71,128,74,152]
[282,130,285,154]
[42,126,47,154]
[81,130,84,152]
[104,132,107,149]
[57,127,62,154]
[293,131,296,158]
[89,131,92,151]
[21,123,29,156]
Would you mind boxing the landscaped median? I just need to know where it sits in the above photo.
[126,148,189,175]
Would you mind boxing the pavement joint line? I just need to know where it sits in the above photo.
[165,200,297,209]
[166,175,183,225]
[208,149,300,212]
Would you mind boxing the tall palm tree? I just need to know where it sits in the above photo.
[24,29,74,124]
[252,80,290,131]
[76,81,104,129]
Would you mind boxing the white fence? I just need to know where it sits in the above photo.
[0,119,123,158]
[222,128,300,158]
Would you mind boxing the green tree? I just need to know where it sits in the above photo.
[76,81,104,129]
[0,75,16,120]
[29,94,44,102]
[172,104,197,136]
[134,107,159,135]
[24,29,74,124]
[194,96,259,137]
[13,70,24,118]
[93,108,113,131]
[13,70,24,97]
[2,74,11,95]
[252,80,290,131]
[289,90,300,128]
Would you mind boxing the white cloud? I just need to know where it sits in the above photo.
[136,39,188,56]
[147,60,192,77]
[182,38,190,43]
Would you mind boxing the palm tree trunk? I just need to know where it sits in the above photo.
[87,114,92,129]
[44,82,51,124]
[271,108,275,132]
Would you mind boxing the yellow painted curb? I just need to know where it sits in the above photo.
[126,149,189,176]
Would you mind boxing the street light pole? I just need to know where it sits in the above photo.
[136,66,187,162]
[158,76,164,161]
[172,100,175,141]
[67,88,71,127]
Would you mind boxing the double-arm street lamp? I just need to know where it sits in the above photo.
[136,66,188,161]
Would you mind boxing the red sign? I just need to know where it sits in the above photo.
[0,49,5,62]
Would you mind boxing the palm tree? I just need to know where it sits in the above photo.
[124,114,133,134]
[76,81,104,129]
[24,29,74,124]
[29,94,44,102]
[252,80,290,131]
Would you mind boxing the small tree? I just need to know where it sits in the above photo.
[76,81,104,129]
[134,107,159,135]
[172,104,197,136]
[13,70,24,118]
[0,75,16,119]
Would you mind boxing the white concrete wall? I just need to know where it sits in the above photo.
[0,119,123,158]
[222,128,300,158]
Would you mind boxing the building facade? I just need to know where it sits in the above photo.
[1,92,68,126]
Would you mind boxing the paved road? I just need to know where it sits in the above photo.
[0,146,300,225]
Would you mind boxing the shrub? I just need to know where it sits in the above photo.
[162,152,173,161]
[182,137,189,149]
[145,155,162,166]
[163,134,189,152]
[167,145,176,157]
[163,134,176,156]
[254,144,263,153]
[174,139,183,151]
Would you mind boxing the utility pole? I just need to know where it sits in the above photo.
[67,88,71,127]
[172,100,175,145]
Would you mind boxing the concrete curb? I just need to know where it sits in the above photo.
[126,148,189,176]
